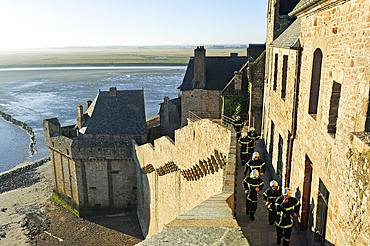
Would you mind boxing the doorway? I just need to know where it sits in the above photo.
[300,155,313,231]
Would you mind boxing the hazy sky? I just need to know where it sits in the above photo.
[0,0,268,50]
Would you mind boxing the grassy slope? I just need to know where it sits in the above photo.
[0,47,248,68]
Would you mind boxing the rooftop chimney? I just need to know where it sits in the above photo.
[194,46,206,89]
[86,100,92,109]
[77,105,84,129]
[109,87,117,96]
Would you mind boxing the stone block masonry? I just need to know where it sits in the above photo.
[134,119,237,238]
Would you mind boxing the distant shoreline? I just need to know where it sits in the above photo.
[0,63,188,69]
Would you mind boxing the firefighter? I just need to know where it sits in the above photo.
[238,132,253,166]
[233,116,243,139]
[244,152,266,177]
[275,188,300,246]
[247,127,260,156]
[263,180,282,225]
[243,169,264,221]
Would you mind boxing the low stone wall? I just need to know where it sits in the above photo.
[0,110,36,155]
[134,119,236,237]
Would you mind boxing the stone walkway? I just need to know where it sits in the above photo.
[235,139,307,246]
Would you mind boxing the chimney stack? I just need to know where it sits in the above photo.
[109,87,117,96]
[194,46,206,89]
[86,100,92,109]
[77,105,84,129]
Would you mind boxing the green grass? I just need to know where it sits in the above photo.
[52,192,79,217]
[0,47,248,68]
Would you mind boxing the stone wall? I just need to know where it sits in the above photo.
[135,119,236,237]
[262,1,370,245]
[181,90,222,126]
[248,51,266,134]
[43,118,138,217]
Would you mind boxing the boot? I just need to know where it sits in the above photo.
[245,208,249,215]
[283,239,290,246]
[276,237,281,245]
[250,212,255,221]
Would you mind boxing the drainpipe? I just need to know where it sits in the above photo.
[286,46,302,188]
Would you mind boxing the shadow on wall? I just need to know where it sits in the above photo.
[294,187,301,228]
[307,198,334,246]
[258,139,281,185]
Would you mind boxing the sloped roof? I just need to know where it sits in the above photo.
[81,89,146,135]
[271,18,301,48]
[280,0,301,15]
[247,44,266,62]
[179,56,248,91]
[289,0,320,16]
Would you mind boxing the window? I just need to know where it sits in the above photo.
[273,54,278,90]
[281,55,288,98]
[277,134,284,178]
[328,81,341,134]
[308,49,323,116]
[269,121,275,158]
[315,179,329,243]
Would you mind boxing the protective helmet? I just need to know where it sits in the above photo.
[253,152,259,159]
[250,169,259,178]
[270,180,278,188]
[250,127,255,132]
[236,116,240,120]
[282,187,291,197]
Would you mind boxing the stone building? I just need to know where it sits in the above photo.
[179,46,247,126]
[221,44,266,133]
[158,96,181,140]
[262,0,370,245]
[43,87,146,217]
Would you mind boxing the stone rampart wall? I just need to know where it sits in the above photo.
[135,119,236,237]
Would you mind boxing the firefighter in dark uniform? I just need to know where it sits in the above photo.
[263,180,282,225]
[275,188,300,246]
[243,169,264,221]
[238,132,253,166]
[247,127,260,159]
[233,116,243,139]
[244,152,266,177]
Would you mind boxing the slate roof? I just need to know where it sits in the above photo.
[279,0,301,15]
[271,18,301,48]
[81,89,146,135]
[179,56,248,91]
[289,0,320,16]
[247,44,266,62]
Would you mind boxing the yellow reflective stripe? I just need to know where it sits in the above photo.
[239,141,250,144]
[234,123,243,126]
[286,206,294,211]
[283,237,290,241]
[277,224,293,229]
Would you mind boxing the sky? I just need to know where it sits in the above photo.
[0,0,268,50]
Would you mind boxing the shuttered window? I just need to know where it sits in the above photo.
[273,54,278,90]
[328,81,341,134]
[308,49,323,115]
[281,55,288,99]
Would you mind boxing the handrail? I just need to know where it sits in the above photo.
[221,115,234,127]
[187,111,202,122]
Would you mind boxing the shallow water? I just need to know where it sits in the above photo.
[0,66,186,171]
